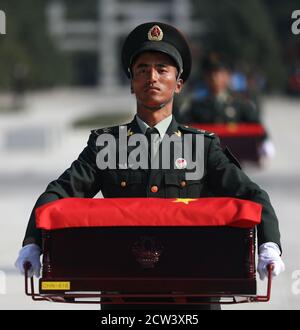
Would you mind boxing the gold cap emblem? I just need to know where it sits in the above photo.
[148,25,163,41]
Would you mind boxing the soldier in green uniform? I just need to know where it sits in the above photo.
[180,53,276,160]
[15,22,284,309]
[182,53,261,124]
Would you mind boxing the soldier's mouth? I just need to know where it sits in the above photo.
[144,86,161,92]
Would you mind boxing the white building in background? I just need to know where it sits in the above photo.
[47,0,203,90]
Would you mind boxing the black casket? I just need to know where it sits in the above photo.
[24,197,273,304]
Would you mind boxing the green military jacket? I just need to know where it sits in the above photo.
[186,91,260,124]
[23,117,281,250]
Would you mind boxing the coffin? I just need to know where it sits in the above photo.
[35,197,261,300]
[191,123,266,164]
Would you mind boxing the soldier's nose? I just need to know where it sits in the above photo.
[147,68,158,82]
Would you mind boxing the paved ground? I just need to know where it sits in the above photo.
[0,90,299,310]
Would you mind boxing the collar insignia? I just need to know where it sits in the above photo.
[127,128,134,137]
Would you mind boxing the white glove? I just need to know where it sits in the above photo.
[257,242,285,280]
[15,244,41,278]
[259,139,276,159]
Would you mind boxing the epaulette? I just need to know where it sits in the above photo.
[91,125,121,136]
[179,125,216,138]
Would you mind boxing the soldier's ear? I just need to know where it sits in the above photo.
[175,78,184,94]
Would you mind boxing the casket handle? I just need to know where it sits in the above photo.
[252,263,274,302]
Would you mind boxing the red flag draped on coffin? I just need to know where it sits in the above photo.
[36,197,262,230]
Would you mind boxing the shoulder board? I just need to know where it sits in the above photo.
[179,125,216,138]
[91,125,121,136]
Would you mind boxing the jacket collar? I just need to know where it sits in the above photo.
[126,115,181,138]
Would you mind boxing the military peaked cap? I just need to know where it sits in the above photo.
[121,22,192,82]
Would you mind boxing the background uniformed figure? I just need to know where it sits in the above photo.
[178,53,276,159]
[181,53,261,124]
[15,22,285,310]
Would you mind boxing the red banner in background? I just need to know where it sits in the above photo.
[36,197,262,230]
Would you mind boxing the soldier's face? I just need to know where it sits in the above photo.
[206,69,231,94]
[131,51,183,110]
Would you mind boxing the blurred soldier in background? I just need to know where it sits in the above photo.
[180,53,276,160]
[183,53,260,123]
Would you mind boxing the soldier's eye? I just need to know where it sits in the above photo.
[138,68,147,74]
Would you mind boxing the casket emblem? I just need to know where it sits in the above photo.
[132,236,163,269]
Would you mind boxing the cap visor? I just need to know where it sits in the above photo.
[130,41,183,71]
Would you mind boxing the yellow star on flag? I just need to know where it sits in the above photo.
[227,123,238,132]
[172,198,197,205]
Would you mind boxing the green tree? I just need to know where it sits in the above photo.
[0,0,72,90]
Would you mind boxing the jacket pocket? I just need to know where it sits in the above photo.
[164,171,204,198]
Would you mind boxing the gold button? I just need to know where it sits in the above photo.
[151,185,159,193]
[180,181,187,188]
[120,181,127,188]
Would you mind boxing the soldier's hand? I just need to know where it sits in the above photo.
[260,139,276,159]
[15,243,41,278]
[257,242,285,280]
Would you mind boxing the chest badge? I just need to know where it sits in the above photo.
[175,158,187,170]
